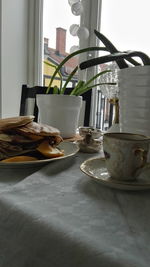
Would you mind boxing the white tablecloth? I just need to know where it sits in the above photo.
[0,152,149,267]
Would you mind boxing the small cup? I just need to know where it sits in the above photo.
[103,132,150,181]
[78,126,102,153]
[79,126,102,139]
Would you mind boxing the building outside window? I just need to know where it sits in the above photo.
[43,0,80,88]
[43,27,78,88]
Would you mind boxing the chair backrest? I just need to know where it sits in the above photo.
[20,84,92,126]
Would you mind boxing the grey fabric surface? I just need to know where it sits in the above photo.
[0,152,149,267]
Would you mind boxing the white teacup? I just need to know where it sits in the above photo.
[103,132,150,181]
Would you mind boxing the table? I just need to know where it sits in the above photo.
[0,151,149,267]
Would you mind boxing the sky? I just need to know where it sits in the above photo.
[43,0,150,57]
[43,0,80,53]
[101,0,150,56]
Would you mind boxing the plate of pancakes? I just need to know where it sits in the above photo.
[0,116,79,167]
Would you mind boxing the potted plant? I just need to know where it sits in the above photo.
[37,45,115,138]
[38,30,150,138]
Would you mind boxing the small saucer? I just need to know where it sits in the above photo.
[80,157,150,190]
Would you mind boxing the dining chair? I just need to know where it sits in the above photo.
[19,84,92,126]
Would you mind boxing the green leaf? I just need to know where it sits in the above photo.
[60,66,78,94]
[70,70,113,96]
[70,80,85,95]
[75,82,116,96]
[94,29,141,68]
[80,51,150,70]
[44,60,63,90]
[53,85,59,94]
[81,70,111,89]
[46,46,108,94]
[73,70,111,96]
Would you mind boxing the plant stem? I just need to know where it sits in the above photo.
[53,86,59,94]
[46,46,108,94]
[94,30,129,69]
[60,66,78,94]
[75,82,116,96]
[44,61,62,90]
[70,81,85,95]
[80,51,150,70]
[74,70,111,95]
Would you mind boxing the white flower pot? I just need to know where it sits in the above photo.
[118,66,150,136]
[36,94,82,138]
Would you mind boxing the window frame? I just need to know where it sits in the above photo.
[79,0,102,126]
[28,0,43,86]
[31,0,102,125]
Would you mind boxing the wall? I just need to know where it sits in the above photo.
[0,0,28,118]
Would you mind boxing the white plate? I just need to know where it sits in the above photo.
[80,157,150,190]
[0,142,79,168]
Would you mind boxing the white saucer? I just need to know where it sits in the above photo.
[80,157,150,190]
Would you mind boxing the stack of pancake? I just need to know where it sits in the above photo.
[0,116,64,162]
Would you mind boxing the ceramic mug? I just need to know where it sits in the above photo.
[103,132,150,181]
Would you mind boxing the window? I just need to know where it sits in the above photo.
[40,1,150,130]
[43,0,80,87]
[101,0,150,56]
[97,0,150,130]
[42,0,102,126]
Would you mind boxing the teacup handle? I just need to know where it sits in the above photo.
[133,148,148,168]
[132,148,150,178]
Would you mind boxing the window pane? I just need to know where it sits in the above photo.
[96,0,150,131]
[43,0,80,87]
[101,0,150,56]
